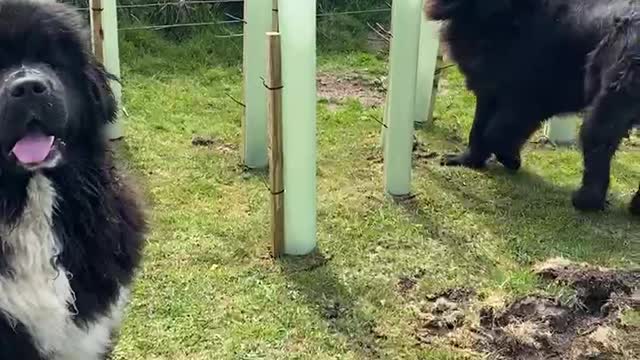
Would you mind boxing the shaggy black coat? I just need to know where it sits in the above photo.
[0,1,146,358]
[426,0,640,214]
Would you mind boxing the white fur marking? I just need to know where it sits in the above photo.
[0,174,128,359]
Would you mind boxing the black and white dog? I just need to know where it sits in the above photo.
[0,1,146,358]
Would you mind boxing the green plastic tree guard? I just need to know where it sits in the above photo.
[383,0,423,196]
[415,13,440,125]
[279,0,317,255]
[243,0,272,168]
[547,115,579,145]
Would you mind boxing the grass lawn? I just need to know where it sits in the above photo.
[111,31,640,359]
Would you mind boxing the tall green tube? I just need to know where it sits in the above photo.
[279,0,317,255]
[415,17,440,125]
[384,0,423,196]
[243,0,272,168]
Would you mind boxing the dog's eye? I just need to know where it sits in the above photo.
[31,43,78,70]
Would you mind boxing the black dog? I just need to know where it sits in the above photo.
[0,1,146,359]
[426,0,640,214]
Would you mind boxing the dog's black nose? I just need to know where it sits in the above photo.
[8,76,50,99]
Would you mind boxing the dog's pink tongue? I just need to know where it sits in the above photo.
[11,134,54,164]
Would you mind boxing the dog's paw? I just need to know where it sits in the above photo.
[572,187,607,212]
[629,192,640,216]
[495,152,521,172]
[441,152,487,169]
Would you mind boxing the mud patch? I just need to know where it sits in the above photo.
[426,287,476,303]
[366,138,440,165]
[414,259,640,359]
[396,269,428,295]
[413,139,440,162]
[317,72,385,109]
[191,135,236,155]
[415,287,475,345]
[534,258,639,314]
[480,260,639,359]
[397,276,420,294]
[323,300,349,320]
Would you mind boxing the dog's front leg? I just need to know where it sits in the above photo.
[573,91,638,212]
[480,104,545,172]
[441,93,496,168]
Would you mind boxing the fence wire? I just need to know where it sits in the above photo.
[75,0,243,11]
[66,0,391,34]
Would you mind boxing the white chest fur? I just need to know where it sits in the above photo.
[0,174,128,360]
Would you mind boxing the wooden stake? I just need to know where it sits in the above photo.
[272,0,279,32]
[266,32,284,258]
[89,0,104,63]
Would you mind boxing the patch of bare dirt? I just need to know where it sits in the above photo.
[317,72,385,109]
[397,276,420,295]
[413,138,440,162]
[366,137,441,166]
[397,269,428,295]
[413,259,640,359]
[426,288,477,303]
[415,287,476,345]
[191,135,236,155]
[534,258,639,315]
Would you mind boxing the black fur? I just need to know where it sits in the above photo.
[0,1,146,358]
[426,0,640,214]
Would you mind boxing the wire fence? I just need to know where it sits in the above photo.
[63,0,392,43]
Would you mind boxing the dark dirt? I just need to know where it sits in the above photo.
[397,269,428,295]
[534,258,639,315]
[317,72,386,109]
[425,287,476,303]
[366,138,441,165]
[413,139,440,162]
[323,301,348,320]
[191,135,236,155]
[413,259,640,359]
[415,287,476,345]
[397,276,420,294]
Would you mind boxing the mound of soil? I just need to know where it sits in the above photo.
[482,259,640,360]
[534,258,639,315]
[414,259,640,359]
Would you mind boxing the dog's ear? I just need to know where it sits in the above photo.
[85,59,118,124]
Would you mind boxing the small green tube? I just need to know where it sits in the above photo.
[547,115,579,145]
